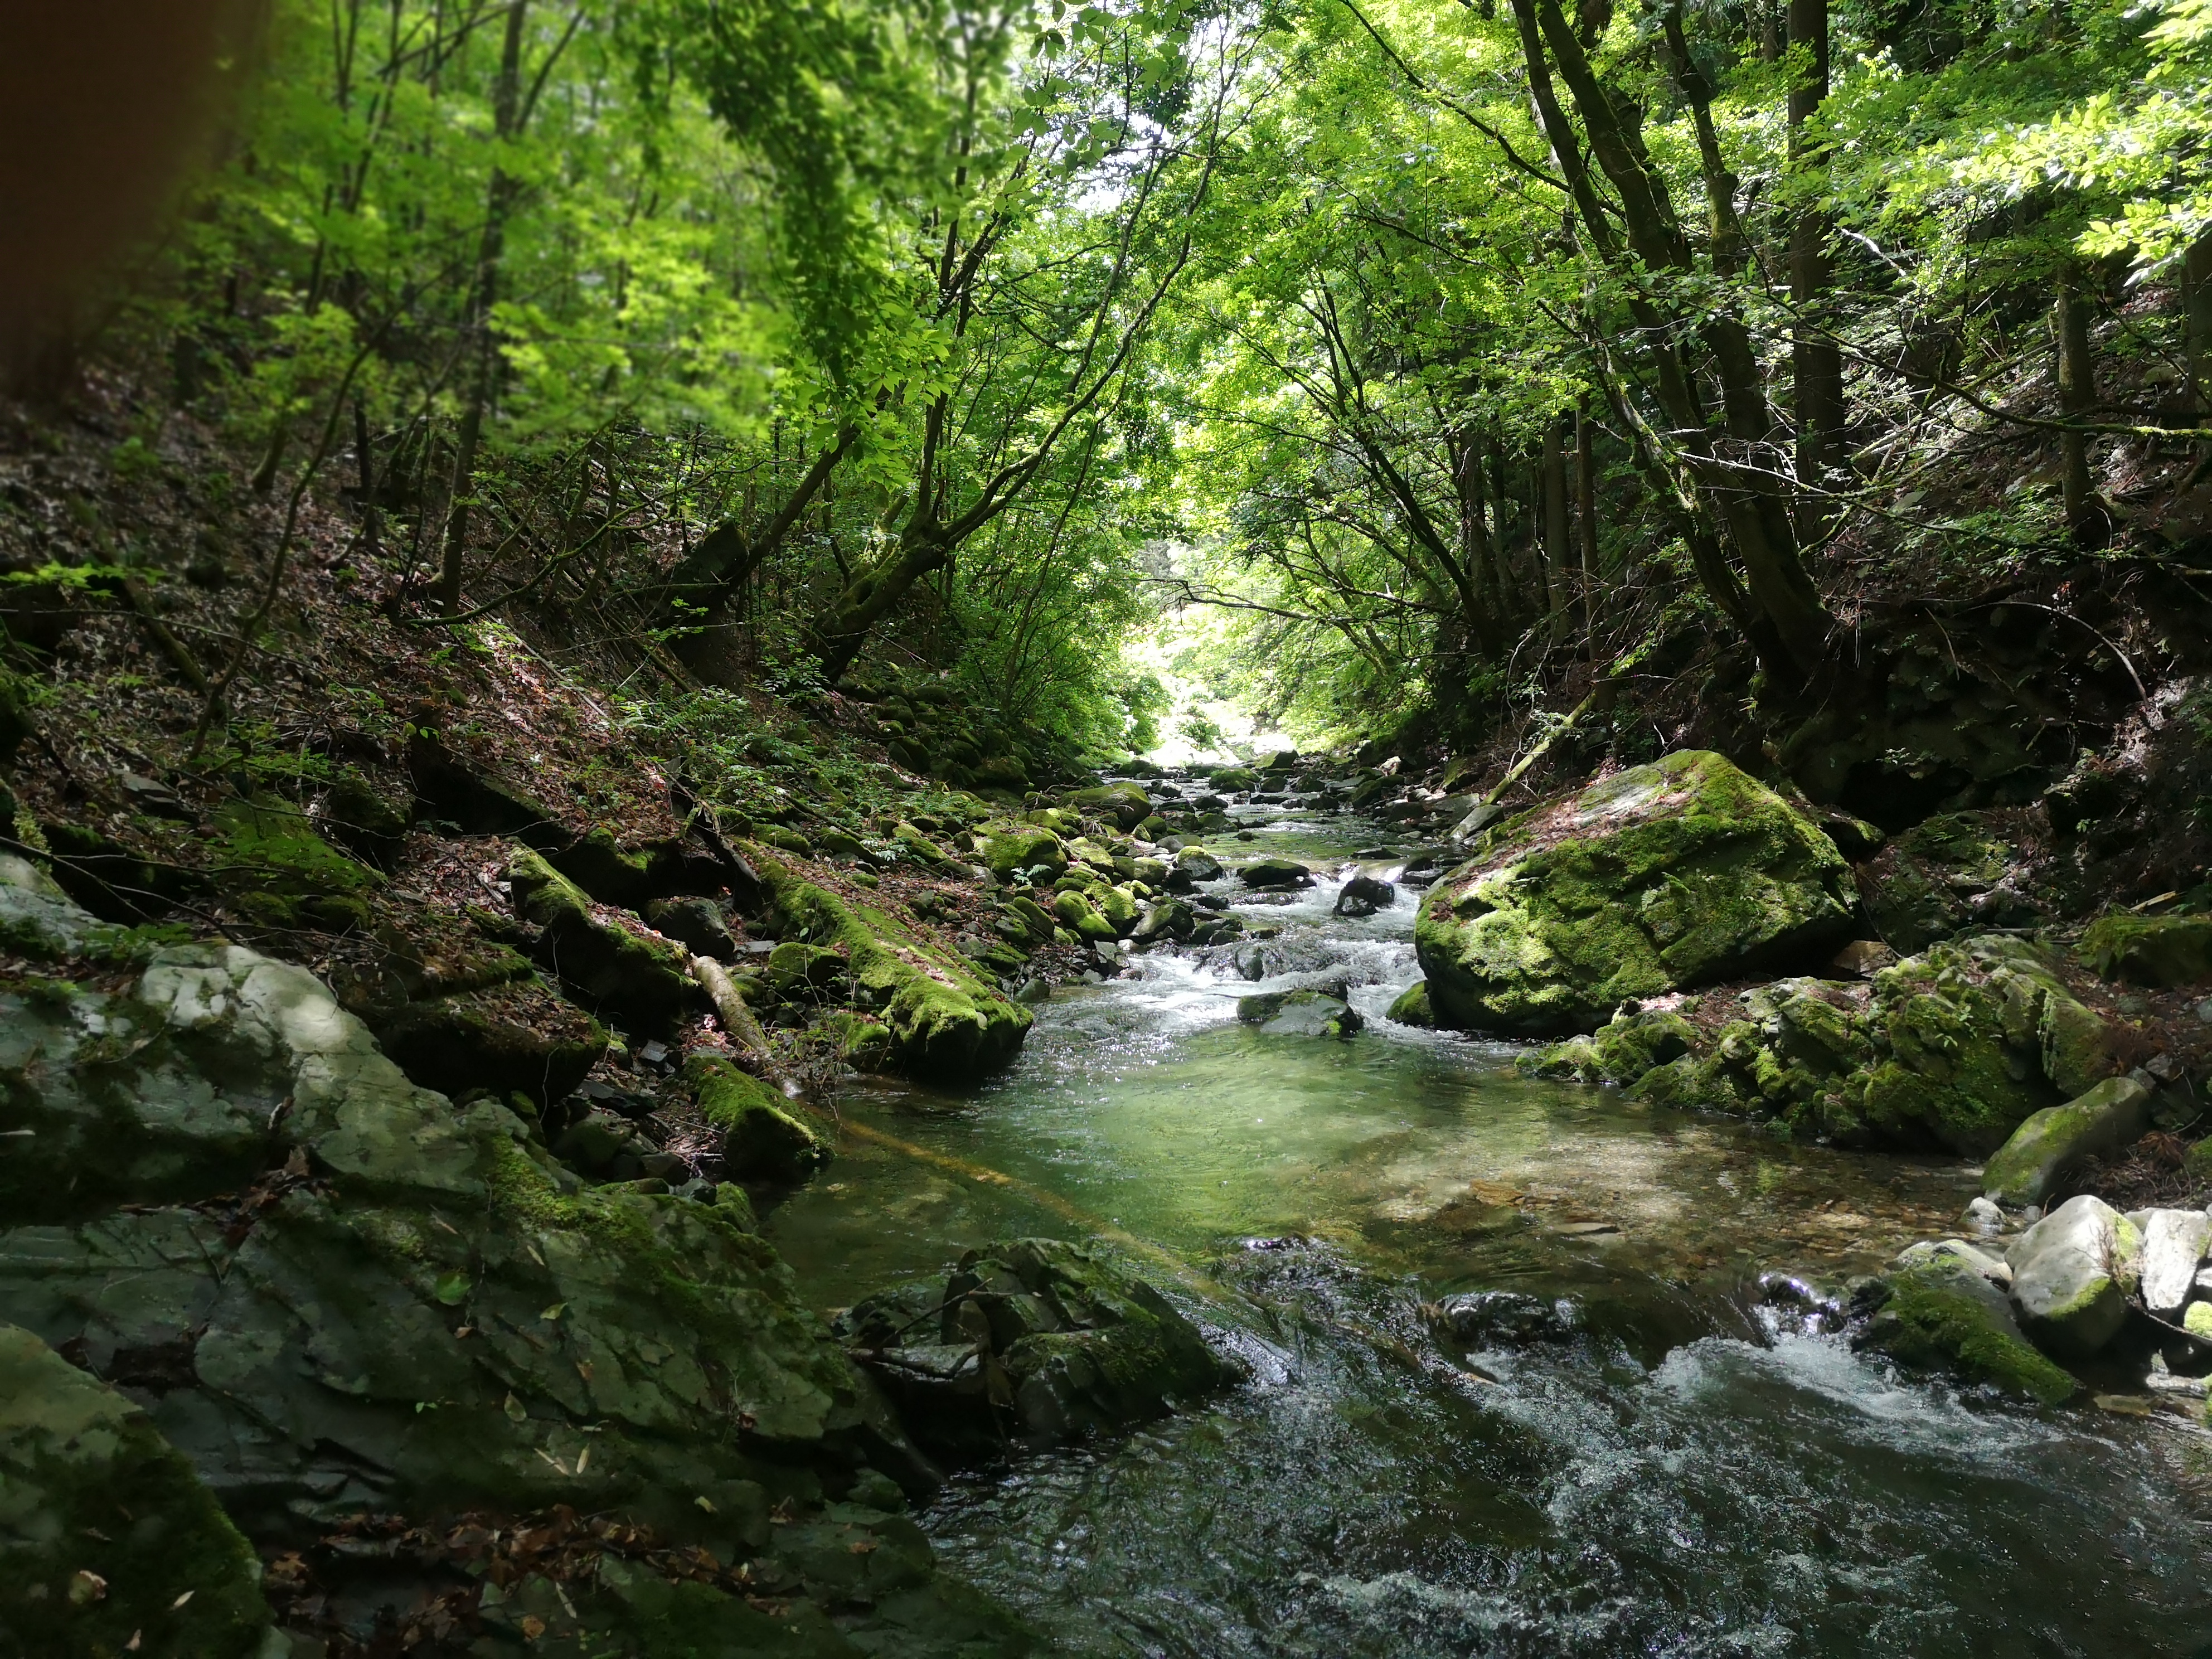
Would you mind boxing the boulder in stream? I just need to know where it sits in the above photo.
[842,1239,1244,1453]
[2007,1195,2143,1359]
[2136,1207,2212,1319]
[1239,857,1314,890]
[1854,1255,2078,1405]
[1414,751,1857,1037]
[1335,872,1395,918]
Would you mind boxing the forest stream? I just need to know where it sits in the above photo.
[767,795,2212,1657]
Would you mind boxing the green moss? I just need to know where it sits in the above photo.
[688,1055,826,1184]
[214,793,381,934]
[507,849,698,1032]
[2080,913,2212,987]
[1385,981,1434,1026]
[981,822,1066,878]
[1870,1264,2078,1406]
[757,854,1030,1081]
[0,1323,274,1657]
[1415,752,1855,1036]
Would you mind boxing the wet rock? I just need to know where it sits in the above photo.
[2007,1195,2143,1359]
[1231,943,1268,981]
[1854,1258,2077,1405]
[843,1238,1243,1454]
[1434,1290,1579,1346]
[1414,751,1856,1037]
[1172,848,1224,884]
[2080,913,2212,988]
[645,896,736,960]
[1132,898,1195,943]
[1385,981,1434,1026]
[1335,872,1395,918]
[1236,989,1362,1040]
[1981,1075,2153,1207]
[507,849,701,1034]
[1964,1195,2007,1238]
[0,1322,275,1657]
[2135,1207,2212,1318]
[1894,1238,2011,1286]
[1238,857,1314,891]
[690,1055,825,1185]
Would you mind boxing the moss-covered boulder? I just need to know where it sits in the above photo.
[1068,783,1153,830]
[1207,766,1260,792]
[550,828,701,909]
[1853,1256,2077,1405]
[691,1055,827,1184]
[1521,1006,1696,1084]
[2080,912,2212,987]
[0,1322,275,1658]
[1052,889,1118,943]
[1385,981,1434,1026]
[841,1238,1243,1454]
[1538,933,2123,1153]
[1238,857,1313,890]
[1981,1075,2153,1207]
[1414,751,1857,1037]
[979,822,1067,880]
[507,848,700,1033]
[760,858,1030,1081]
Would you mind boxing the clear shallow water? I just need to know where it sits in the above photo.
[764,800,2212,1657]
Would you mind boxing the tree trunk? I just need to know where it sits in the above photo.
[1788,0,1845,532]
[435,0,527,614]
[2187,232,2212,428]
[1575,394,1598,649]
[814,531,954,686]
[2056,267,2098,538]
[1542,416,1569,640]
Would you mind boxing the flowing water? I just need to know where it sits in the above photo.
[764,799,2212,1657]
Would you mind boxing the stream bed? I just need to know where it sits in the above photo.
[765,802,2212,1656]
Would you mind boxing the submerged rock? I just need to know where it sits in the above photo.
[1414,751,1856,1037]
[0,1322,275,1657]
[1980,1075,2152,1207]
[1239,857,1314,891]
[843,1238,1243,1453]
[1236,988,1362,1040]
[1854,1257,2077,1405]
[1434,1290,1579,1346]
[2007,1195,2143,1359]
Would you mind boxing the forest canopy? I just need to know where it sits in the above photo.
[65,0,2212,767]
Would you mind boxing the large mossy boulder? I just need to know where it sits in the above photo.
[1067,783,1153,830]
[506,848,700,1033]
[759,857,1030,1081]
[978,822,1068,880]
[1414,751,1856,1037]
[1544,933,2123,1153]
[1852,1255,2077,1405]
[214,793,382,934]
[0,1322,276,1658]
[841,1238,1243,1454]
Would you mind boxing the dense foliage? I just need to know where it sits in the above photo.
[83,0,2212,757]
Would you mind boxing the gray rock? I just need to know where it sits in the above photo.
[2136,1207,2211,1317]
[1238,857,1313,891]
[1231,943,1267,981]
[2007,1194,2144,1359]
[1014,976,1051,1005]
[1964,1195,2007,1238]
[1980,1075,2152,1208]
